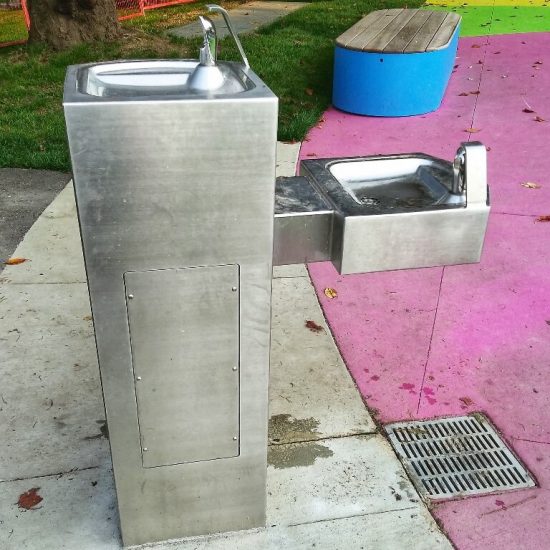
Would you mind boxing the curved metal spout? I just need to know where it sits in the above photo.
[206,4,250,68]
[198,15,217,66]
[188,14,224,91]
[452,145,466,195]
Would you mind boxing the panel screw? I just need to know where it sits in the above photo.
[232,286,238,292]
[143,447,148,452]
[136,376,142,381]
[233,437,238,441]
[232,366,238,371]
[128,294,134,299]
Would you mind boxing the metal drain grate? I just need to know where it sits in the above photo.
[386,414,535,501]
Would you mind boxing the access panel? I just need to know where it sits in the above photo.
[124,265,240,468]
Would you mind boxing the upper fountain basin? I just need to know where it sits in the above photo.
[63,59,272,103]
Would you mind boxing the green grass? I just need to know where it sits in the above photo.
[0,0,422,171]
[425,5,550,37]
[0,8,27,44]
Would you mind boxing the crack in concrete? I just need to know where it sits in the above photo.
[0,465,101,485]
[287,505,419,528]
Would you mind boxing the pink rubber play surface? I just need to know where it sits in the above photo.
[303,33,550,549]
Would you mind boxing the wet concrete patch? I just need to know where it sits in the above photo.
[268,440,333,469]
[268,413,321,444]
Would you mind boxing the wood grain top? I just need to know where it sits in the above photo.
[336,9,461,53]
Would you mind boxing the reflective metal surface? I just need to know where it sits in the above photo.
[207,4,250,69]
[64,59,277,546]
[198,16,217,66]
[187,16,226,92]
[328,156,465,210]
[78,59,254,98]
[275,143,490,274]
[273,176,333,265]
[125,265,240,469]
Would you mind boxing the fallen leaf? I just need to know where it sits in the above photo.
[533,61,543,65]
[522,108,535,113]
[458,92,469,96]
[306,153,317,157]
[521,182,541,189]
[324,287,338,299]
[17,488,42,510]
[459,396,473,406]
[534,116,545,122]
[471,44,481,48]
[486,146,492,152]
[5,257,28,265]
[535,215,550,222]
[465,127,481,133]
[470,90,480,95]
[370,375,380,381]
[495,499,506,507]
[305,320,323,333]
[305,88,314,96]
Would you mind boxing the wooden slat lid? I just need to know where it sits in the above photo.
[336,9,461,53]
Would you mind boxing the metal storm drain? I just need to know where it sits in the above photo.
[385,414,535,501]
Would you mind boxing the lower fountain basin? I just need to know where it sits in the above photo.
[273,144,490,274]
[328,156,465,211]
[301,153,465,217]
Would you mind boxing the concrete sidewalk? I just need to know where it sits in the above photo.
[168,1,308,39]
[0,168,70,271]
[0,143,451,549]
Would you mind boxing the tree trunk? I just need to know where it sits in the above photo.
[27,0,120,50]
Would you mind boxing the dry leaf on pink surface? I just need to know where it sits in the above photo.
[521,182,541,189]
[324,287,338,299]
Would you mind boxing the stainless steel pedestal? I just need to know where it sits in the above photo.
[64,60,277,546]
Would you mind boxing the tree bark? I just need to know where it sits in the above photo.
[27,0,120,50]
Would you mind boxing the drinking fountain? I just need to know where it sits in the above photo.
[63,5,489,546]
[275,143,490,273]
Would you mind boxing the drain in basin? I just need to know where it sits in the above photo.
[385,414,535,501]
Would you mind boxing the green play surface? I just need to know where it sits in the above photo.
[424,5,550,36]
